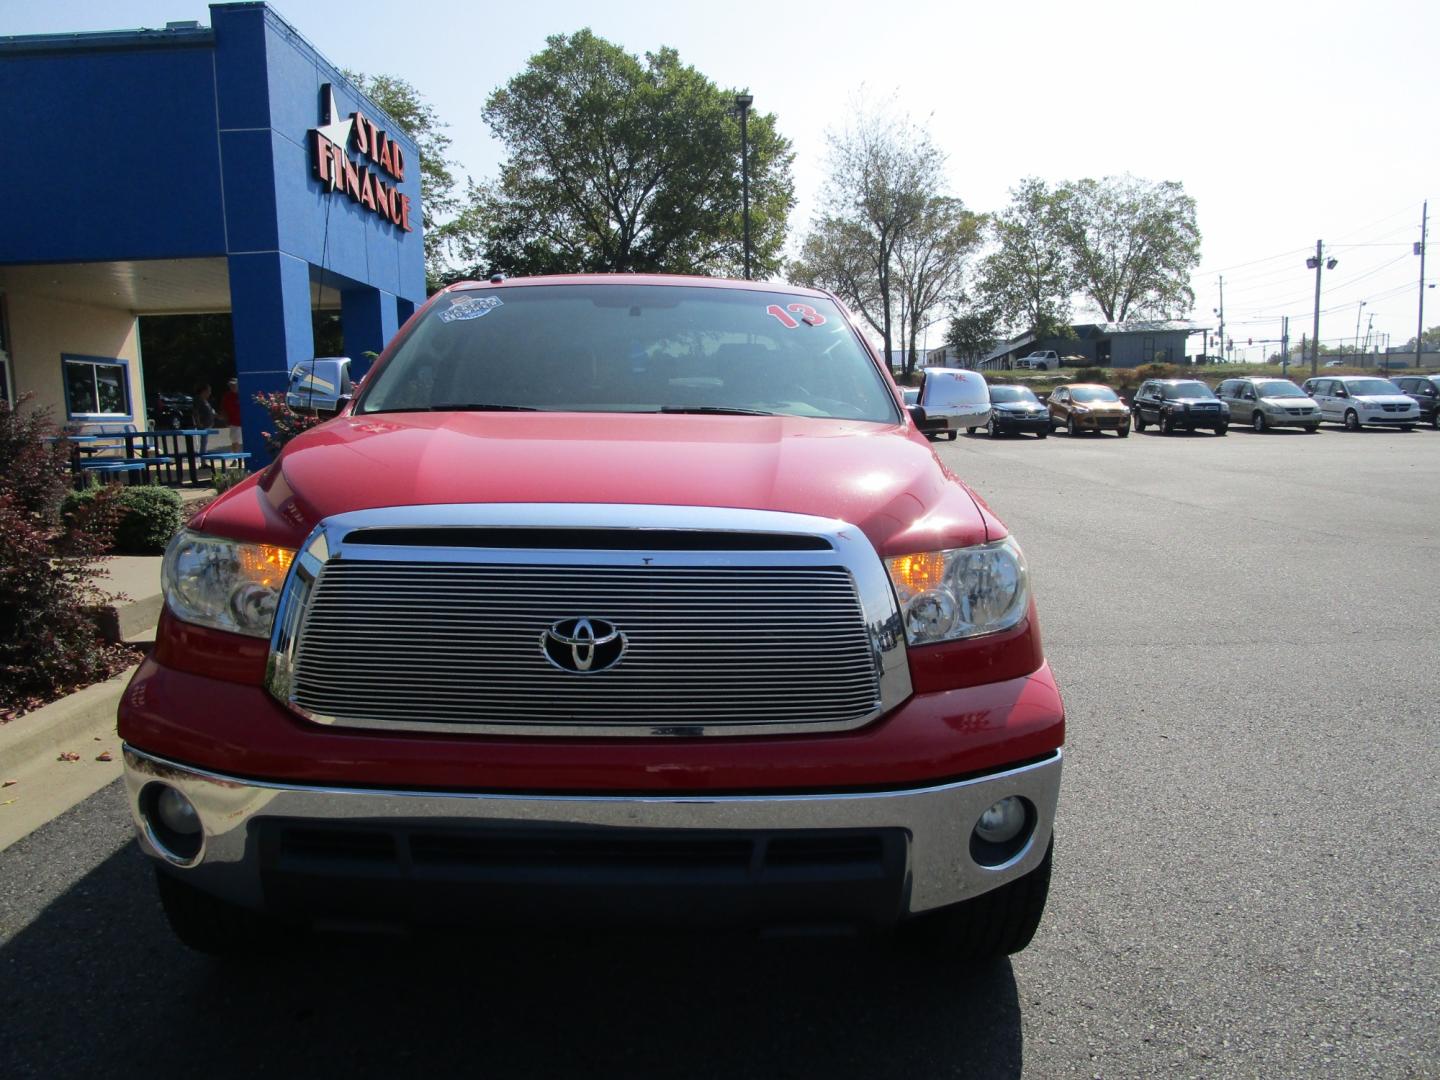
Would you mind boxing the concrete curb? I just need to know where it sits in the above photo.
[0,665,136,775]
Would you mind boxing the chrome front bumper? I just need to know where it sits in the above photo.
[123,747,1062,918]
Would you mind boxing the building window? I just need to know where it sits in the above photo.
[62,354,132,420]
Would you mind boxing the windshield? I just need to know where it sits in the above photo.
[1345,378,1401,396]
[1254,380,1306,398]
[357,284,898,422]
[1070,386,1120,403]
[1163,382,1215,399]
[988,385,1040,404]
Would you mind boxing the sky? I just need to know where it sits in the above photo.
[4,0,1438,359]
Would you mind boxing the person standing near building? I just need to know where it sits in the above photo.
[192,383,216,453]
[220,377,242,449]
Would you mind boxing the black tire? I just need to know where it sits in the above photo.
[1134,412,1147,432]
[1161,413,1175,435]
[1216,424,1228,436]
[1344,409,1361,432]
[1067,416,1078,437]
[1252,411,1266,433]
[1431,412,1439,430]
[1037,429,1048,439]
[946,430,958,441]
[1116,424,1129,438]
[1305,425,1319,433]
[966,427,976,435]
[1400,425,1414,432]
[155,869,295,956]
[987,416,1000,438]
[901,839,1054,961]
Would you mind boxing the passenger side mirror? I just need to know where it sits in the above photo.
[907,404,927,427]
[286,357,353,418]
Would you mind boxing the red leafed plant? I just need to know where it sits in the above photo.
[0,397,134,718]
[253,391,324,456]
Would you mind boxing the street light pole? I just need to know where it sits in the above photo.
[735,93,754,281]
[1417,201,1428,370]
[1353,301,1366,362]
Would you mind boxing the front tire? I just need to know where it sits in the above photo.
[1344,409,1361,431]
[1252,411,1266,433]
[946,430,958,440]
[1116,425,1130,438]
[1161,413,1176,435]
[1305,425,1319,433]
[901,840,1054,961]
[1067,416,1079,437]
[1134,412,1147,432]
[1037,429,1048,439]
[155,869,295,956]
[987,416,1000,438]
[1401,425,1414,432]
[1216,424,1229,436]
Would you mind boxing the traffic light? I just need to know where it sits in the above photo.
[1248,338,1253,346]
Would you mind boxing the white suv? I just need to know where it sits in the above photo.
[1301,376,1418,431]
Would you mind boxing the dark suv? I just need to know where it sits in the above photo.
[1132,379,1230,435]
[1392,375,1440,428]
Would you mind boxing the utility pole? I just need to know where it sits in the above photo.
[1417,201,1428,370]
[1281,316,1290,377]
[1353,301,1366,362]
[1217,276,1225,363]
[1306,240,1336,376]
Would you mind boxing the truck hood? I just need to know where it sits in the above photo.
[201,412,997,557]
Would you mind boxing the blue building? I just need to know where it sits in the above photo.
[0,3,426,462]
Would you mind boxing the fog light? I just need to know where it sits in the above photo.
[976,796,1026,844]
[156,786,201,836]
[141,783,204,864]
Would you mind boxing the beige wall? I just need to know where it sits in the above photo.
[3,291,146,430]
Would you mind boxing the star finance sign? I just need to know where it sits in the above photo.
[310,84,413,232]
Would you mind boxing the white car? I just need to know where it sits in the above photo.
[1301,375,1419,431]
[1015,350,1060,371]
[914,367,991,440]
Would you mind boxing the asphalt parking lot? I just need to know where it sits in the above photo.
[2,423,1437,1079]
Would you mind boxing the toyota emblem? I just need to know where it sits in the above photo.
[540,618,627,674]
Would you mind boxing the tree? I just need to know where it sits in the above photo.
[1402,325,1440,353]
[976,178,1073,340]
[893,197,982,376]
[944,302,1001,366]
[792,102,937,369]
[345,70,472,291]
[1056,176,1200,322]
[478,31,793,278]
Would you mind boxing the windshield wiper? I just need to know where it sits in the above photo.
[368,403,539,413]
[657,405,775,416]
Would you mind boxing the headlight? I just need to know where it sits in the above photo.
[886,537,1029,645]
[162,530,296,637]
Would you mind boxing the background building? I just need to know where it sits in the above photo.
[0,2,426,462]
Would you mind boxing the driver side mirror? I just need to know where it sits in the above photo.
[286,357,353,418]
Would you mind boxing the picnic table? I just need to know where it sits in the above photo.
[147,429,220,485]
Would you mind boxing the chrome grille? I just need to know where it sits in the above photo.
[289,560,882,732]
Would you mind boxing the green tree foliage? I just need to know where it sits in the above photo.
[944,303,1001,365]
[1402,325,1440,353]
[1056,175,1201,321]
[792,103,934,369]
[345,70,471,291]
[478,31,794,278]
[894,197,983,376]
[976,178,1074,340]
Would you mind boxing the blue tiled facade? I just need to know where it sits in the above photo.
[0,2,426,462]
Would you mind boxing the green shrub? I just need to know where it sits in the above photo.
[212,467,248,495]
[63,484,182,554]
[1074,367,1106,383]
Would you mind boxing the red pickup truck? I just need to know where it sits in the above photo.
[119,275,1064,958]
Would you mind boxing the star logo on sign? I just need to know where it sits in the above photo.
[314,84,353,148]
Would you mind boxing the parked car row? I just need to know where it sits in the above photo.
[906,368,1440,441]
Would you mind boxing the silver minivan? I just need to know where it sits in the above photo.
[915,367,991,440]
[1215,377,1321,432]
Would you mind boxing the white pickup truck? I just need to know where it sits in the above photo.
[1015,351,1060,371]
